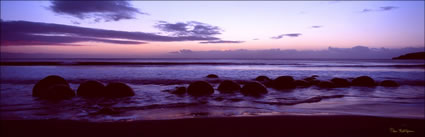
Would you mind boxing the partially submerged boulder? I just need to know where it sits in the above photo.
[33,75,75,100]
[206,74,219,78]
[318,81,335,89]
[380,80,399,87]
[171,86,187,95]
[77,80,105,97]
[272,76,296,89]
[255,76,271,82]
[295,80,311,87]
[104,82,135,98]
[187,81,214,96]
[218,80,241,93]
[352,76,376,87]
[304,77,320,86]
[331,78,350,87]
[240,82,268,96]
[33,75,70,97]
[255,76,273,87]
[44,84,75,100]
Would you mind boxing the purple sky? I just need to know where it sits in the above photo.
[1,1,424,58]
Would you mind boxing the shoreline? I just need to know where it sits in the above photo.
[1,115,424,137]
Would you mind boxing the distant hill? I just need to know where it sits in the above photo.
[392,52,425,60]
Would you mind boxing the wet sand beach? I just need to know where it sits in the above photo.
[1,115,424,137]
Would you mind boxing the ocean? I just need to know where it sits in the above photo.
[0,58,424,121]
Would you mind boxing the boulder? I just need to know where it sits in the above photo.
[218,80,241,93]
[77,80,105,97]
[380,80,399,87]
[352,76,376,87]
[255,76,273,87]
[33,75,69,97]
[304,77,321,85]
[187,81,214,96]
[255,76,271,81]
[331,78,350,87]
[206,74,219,78]
[171,86,187,95]
[318,81,335,89]
[104,82,135,98]
[240,82,268,96]
[272,76,296,89]
[295,80,311,87]
[44,84,75,100]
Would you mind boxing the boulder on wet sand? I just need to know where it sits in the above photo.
[206,74,219,78]
[77,80,105,97]
[218,80,241,93]
[380,80,399,87]
[318,81,335,89]
[331,78,350,87]
[295,80,311,87]
[33,75,70,97]
[240,82,268,96]
[45,84,75,100]
[272,76,296,89]
[352,76,376,87]
[187,81,214,96]
[104,82,135,98]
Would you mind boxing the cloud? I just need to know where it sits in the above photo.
[311,26,322,28]
[49,0,146,22]
[1,20,220,46]
[362,6,398,13]
[199,40,244,44]
[1,33,145,46]
[165,46,425,59]
[155,21,222,37]
[380,6,398,11]
[271,33,302,39]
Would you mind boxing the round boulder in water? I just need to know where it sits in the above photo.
[240,82,268,96]
[187,81,214,96]
[77,80,105,97]
[33,75,70,97]
[352,76,376,87]
[331,78,350,87]
[171,86,187,95]
[318,81,335,89]
[255,76,271,81]
[104,82,135,98]
[304,77,320,86]
[255,76,273,87]
[380,80,399,87]
[44,84,75,100]
[295,80,311,87]
[206,74,219,78]
[272,76,296,89]
[218,80,241,93]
